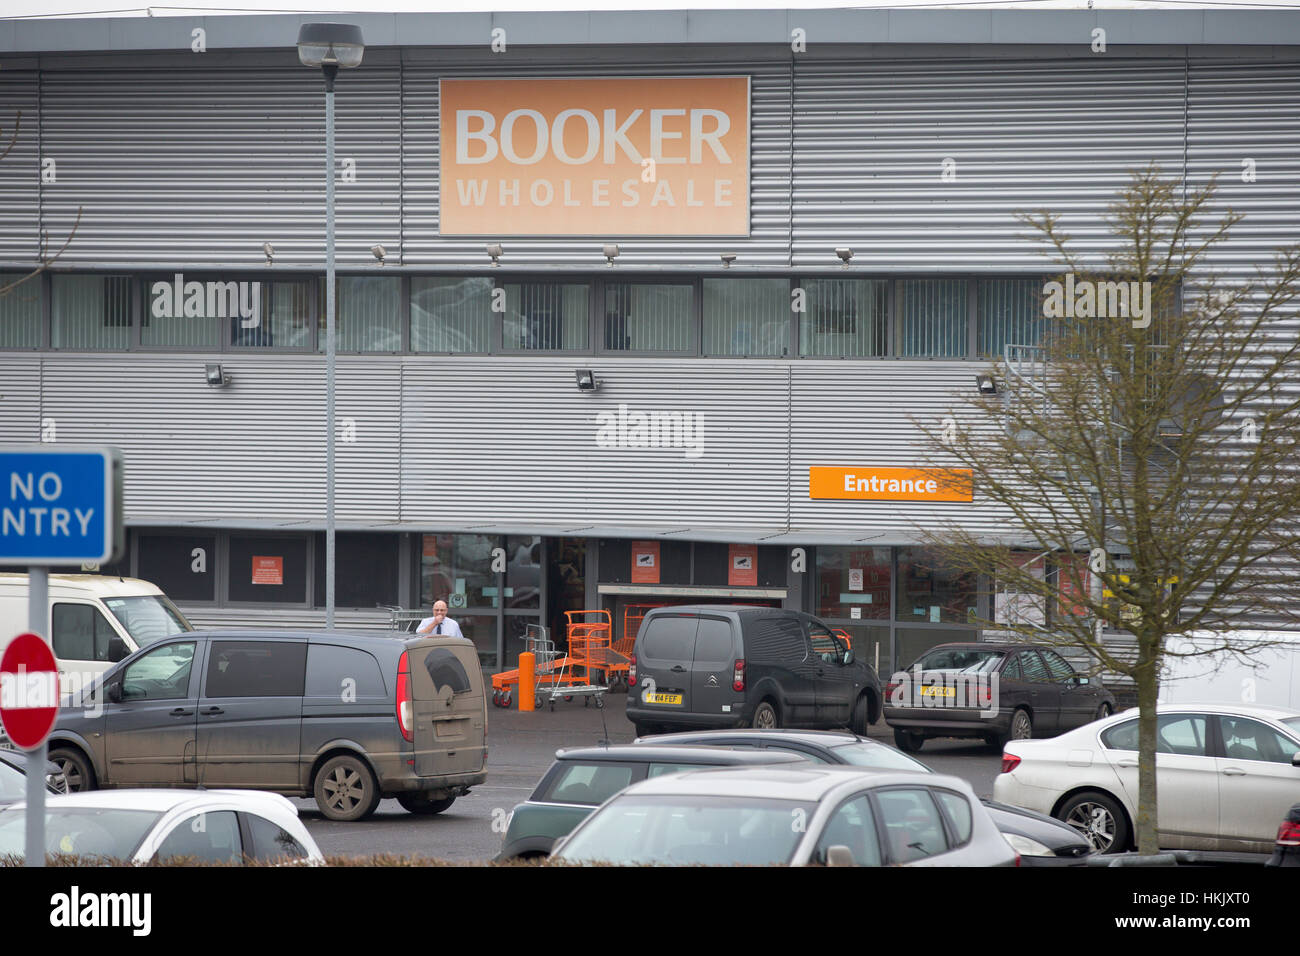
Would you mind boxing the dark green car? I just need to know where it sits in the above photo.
[497,745,807,860]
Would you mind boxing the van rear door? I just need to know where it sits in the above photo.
[690,615,740,717]
[406,637,486,777]
[635,613,700,712]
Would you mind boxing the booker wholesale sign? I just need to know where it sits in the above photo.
[810,467,974,503]
[440,76,750,236]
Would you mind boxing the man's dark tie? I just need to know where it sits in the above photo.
[436,622,442,634]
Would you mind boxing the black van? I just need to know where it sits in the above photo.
[625,605,881,736]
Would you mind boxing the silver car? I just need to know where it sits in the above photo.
[552,765,1017,867]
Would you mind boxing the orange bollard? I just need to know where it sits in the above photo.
[519,652,535,712]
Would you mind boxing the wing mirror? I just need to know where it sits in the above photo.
[824,845,855,867]
[107,636,131,663]
[843,649,855,666]
[107,680,122,704]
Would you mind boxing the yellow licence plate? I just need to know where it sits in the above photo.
[647,693,683,705]
[920,686,955,698]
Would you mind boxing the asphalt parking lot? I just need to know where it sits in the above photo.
[294,691,1006,862]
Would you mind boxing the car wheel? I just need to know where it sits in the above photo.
[1096,702,1113,720]
[314,755,381,822]
[893,728,924,752]
[1057,791,1130,854]
[632,722,658,738]
[397,792,456,815]
[752,700,779,729]
[1010,708,1033,740]
[49,747,95,793]
[850,694,872,736]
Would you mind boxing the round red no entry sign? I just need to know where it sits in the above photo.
[0,633,60,750]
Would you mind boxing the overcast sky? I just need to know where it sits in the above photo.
[2,0,1296,21]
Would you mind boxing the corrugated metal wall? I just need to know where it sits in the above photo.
[0,71,39,262]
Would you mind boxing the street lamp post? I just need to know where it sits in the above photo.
[298,23,364,629]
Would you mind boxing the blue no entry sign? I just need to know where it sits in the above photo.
[0,446,123,564]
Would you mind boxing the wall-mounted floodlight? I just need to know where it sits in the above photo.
[603,243,620,267]
[487,243,503,267]
[975,374,997,395]
[720,253,737,269]
[371,244,386,264]
[575,369,601,392]
[835,247,854,267]
[262,242,274,266]
[206,363,232,387]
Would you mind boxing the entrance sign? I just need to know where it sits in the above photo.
[0,633,59,750]
[0,447,123,564]
[439,76,751,236]
[810,466,974,503]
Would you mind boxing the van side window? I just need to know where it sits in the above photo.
[205,641,307,698]
[305,645,386,699]
[122,642,197,701]
[807,622,845,663]
[748,616,807,664]
[51,603,119,662]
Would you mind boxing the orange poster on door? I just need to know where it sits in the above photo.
[729,544,758,587]
[439,76,750,236]
[252,555,283,586]
[630,541,660,585]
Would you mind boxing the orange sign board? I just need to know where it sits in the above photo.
[439,76,750,236]
[728,544,758,588]
[809,467,974,502]
[252,555,284,586]
[630,541,660,585]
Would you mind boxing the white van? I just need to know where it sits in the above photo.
[1160,629,1300,710]
[0,574,193,701]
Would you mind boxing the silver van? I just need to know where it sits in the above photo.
[47,629,487,821]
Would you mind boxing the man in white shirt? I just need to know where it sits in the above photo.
[417,600,464,638]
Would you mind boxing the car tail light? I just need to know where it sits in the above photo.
[885,680,900,701]
[1000,753,1021,774]
[396,650,413,743]
[1014,852,1021,868]
[1277,819,1300,846]
[629,654,637,686]
[732,659,745,692]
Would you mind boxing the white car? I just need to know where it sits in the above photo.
[0,789,324,865]
[552,765,1018,867]
[993,702,1300,854]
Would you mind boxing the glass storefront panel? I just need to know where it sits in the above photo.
[410,276,493,353]
[319,276,402,352]
[895,627,978,670]
[227,535,308,604]
[457,614,500,668]
[420,533,496,609]
[506,536,541,609]
[0,273,42,348]
[816,546,891,620]
[52,275,132,350]
[502,283,589,351]
[896,547,977,625]
[313,532,399,609]
[140,275,224,348]
[702,277,789,356]
[978,277,1043,358]
[603,283,693,351]
[799,279,888,358]
[234,278,312,348]
[899,278,967,358]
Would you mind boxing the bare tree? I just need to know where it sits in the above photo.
[0,111,81,301]
[920,165,1300,854]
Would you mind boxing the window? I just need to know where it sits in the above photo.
[140,274,226,348]
[51,604,120,662]
[154,810,242,864]
[52,274,132,349]
[978,278,1043,357]
[204,641,307,698]
[137,534,216,602]
[899,279,967,358]
[640,615,699,662]
[814,795,882,866]
[896,548,976,624]
[1218,716,1300,764]
[312,532,398,608]
[702,278,789,356]
[0,273,42,348]
[1102,714,1209,756]
[121,641,196,701]
[807,622,845,663]
[420,533,495,608]
[1038,649,1079,682]
[748,616,807,664]
[244,813,309,862]
[544,762,635,805]
[321,276,402,351]
[876,787,948,863]
[505,535,541,609]
[234,278,312,348]
[816,546,891,620]
[102,596,190,648]
[1002,656,1023,681]
[603,283,693,351]
[693,618,735,665]
[410,276,492,353]
[933,789,973,846]
[502,282,588,351]
[1018,651,1051,683]
[304,644,386,699]
[227,535,308,604]
[800,279,888,357]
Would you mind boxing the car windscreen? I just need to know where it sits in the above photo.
[830,742,932,772]
[102,596,193,648]
[912,648,1003,674]
[0,761,27,803]
[0,807,162,861]
[557,794,814,866]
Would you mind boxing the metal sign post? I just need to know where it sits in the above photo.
[26,573,48,868]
